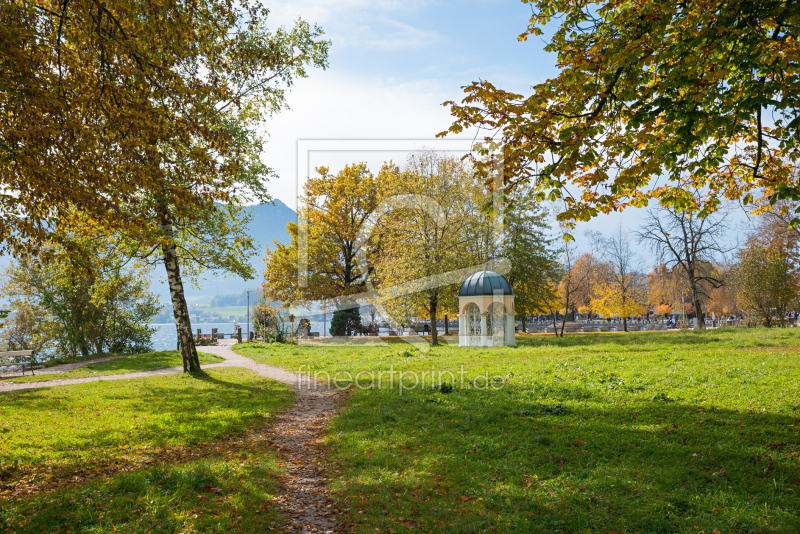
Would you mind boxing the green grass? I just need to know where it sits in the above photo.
[7,351,223,383]
[0,367,294,533]
[34,352,125,370]
[236,328,800,533]
[1,450,286,534]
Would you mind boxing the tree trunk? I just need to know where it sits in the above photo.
[622,316,628,332]
[521,314,527,333]
[160,218,201,373]
[692,295,705,329]
[689,278,706,330]
[430,294,438,346]
[559,293,569,336]
[444,313,449,335]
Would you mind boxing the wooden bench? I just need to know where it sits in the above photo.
[0,350,35,376]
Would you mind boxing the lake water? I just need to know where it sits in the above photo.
[151,323,254,351]
[151,320,444,350]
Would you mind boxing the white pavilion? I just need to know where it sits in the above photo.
[457,270,516,347]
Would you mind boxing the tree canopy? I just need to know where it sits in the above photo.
[0,0,329,255]
[262,163,383,307]
[440,0,800,232]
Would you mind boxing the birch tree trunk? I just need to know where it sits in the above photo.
[160,217,201,373]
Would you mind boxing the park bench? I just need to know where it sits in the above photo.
[0,350,35,376]
[354,326,379,336]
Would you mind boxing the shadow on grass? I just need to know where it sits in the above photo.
[329,385,800,534]
[0,368,294,479]
[1,449,285,533]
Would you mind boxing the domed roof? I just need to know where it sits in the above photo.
[458,270,513,297]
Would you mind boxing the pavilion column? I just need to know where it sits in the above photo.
[458,314,466,347]
[505,313,516,347]
[480,313,488,347]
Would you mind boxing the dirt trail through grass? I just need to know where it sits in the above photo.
[197,344,345,534]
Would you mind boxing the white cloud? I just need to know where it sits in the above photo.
[266,0,441,51]
[258,69,474,210]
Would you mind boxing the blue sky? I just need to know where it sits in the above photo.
[262,0,555,202]
[259,0,747,258]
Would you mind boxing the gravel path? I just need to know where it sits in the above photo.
[0,342,347,534]
[0,354,126,379]
[0,362,230,391]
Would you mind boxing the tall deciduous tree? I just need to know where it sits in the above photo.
[547,229,599,336]
[590,229,648,332]
[637,206,731,329]
[376,152,490,346]
[263,163,383,307]
[730,245,799,327]
[502,185,560,330]
[1,232,158,358]
[728,212,800,326]
[1,1,330,372]
[440,0,800,231]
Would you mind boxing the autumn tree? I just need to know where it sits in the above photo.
[729,246,799,327]
[1,1,330,372]
[1,299,59,356]
[1,232,158,358]
[590,229,648,332]
[647,264,681,315]
[566,253,598,320]
[637,206,731,329]
[654,304,673,319]
[263,163,383,308]
[546,228,599,336]
[728,214,800,326]
[440,0,800,231]
[707,270,738,318]
[376,152,491,346]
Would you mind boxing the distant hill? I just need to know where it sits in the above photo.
[152,199,296,303]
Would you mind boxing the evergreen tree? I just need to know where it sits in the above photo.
[330,305,362,336]
[502,185,560,330]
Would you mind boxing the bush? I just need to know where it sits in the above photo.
[252,300,288,343]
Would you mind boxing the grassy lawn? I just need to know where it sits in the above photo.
[7,351,223,383]
[236,328,800,533]
[0,367,294,533]
[34,352,128,370]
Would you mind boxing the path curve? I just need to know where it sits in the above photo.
[0,354,127,379]
[0,343,347,534]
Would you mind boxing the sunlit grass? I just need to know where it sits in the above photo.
[0,367,294,533]
[237,328,800,533]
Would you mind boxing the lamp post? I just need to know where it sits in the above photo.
[246,290,250,343]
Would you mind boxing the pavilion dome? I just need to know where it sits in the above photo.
[458,270,514,297]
